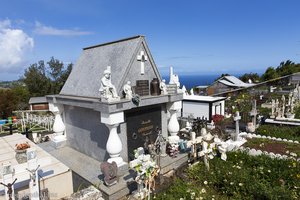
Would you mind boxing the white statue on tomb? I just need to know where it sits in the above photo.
[271,99,275,117]
[123,81,133,99]
[275,99,279,116]
[281,95,286,117]
[291,96,295,113]
[190,88,194,96]
[277,107,282,118]
[169,66,181,91]
[181,85,189,96]
[159,79,168,95]
[288,92,292,106]
[293,89,298,100]
[99,66,120,101]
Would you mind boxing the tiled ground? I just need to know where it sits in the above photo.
[0,134,70,197]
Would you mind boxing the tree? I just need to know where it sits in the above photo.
[276,60,295,76]
[11,82,30,110]
[23,60,51,97]
[239,73,260,83]
[0,89,19,118]
[47,57,73,94]
[23,57,72,97]
[261,67,278,81]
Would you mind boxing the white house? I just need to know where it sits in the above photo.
[182,95,226,121]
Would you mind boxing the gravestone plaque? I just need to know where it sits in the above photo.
[166,84,177,94]
[135,80,149,96]
[126,106,161,160]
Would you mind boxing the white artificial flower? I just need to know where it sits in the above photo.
[290,152,297,157]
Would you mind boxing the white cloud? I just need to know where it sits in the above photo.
[0,19,34,72]
[34,22,93,36]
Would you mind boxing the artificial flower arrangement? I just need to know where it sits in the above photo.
[15,142,30,151]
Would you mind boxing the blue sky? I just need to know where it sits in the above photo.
[0,0,300,81]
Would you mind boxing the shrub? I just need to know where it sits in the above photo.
[212,114,224,124]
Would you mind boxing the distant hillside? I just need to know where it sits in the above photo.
[0,80,22,88]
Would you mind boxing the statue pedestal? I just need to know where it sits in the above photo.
[51,135,67,149]
[51,111,66,149]
[167,101,181,144]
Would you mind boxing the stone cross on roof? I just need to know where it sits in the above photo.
[60,35,162,98]
[137,50,148,75]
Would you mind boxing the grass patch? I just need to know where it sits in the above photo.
[257,124,300,141]
[155,151,300,200]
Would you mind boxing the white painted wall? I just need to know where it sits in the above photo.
[212,100,225,116]
[182,101,209,119]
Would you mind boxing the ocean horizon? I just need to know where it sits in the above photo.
[162,74,243,90]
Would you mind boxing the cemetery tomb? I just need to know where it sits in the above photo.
[0,134,72,199]
[44,36,184,199]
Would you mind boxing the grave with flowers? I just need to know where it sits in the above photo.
[152,104,300,199]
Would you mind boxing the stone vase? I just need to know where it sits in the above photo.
[53,113,65,135]
[106,124,123,165]
[150,78,160,96]
[168,110,179,137]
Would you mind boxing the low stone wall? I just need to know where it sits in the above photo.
[239,133,300,162]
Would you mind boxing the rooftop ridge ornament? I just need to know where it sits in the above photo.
[137,51,148,75]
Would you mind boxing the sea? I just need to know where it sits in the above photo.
[161,74,242,90]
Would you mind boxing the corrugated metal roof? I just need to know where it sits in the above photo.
[218,76,255,88]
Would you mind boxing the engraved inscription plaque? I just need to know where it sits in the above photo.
[126,106,161,160]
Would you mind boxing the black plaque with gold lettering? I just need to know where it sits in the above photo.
[126,106,161,160]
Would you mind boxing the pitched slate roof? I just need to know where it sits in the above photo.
[60,35,160,98]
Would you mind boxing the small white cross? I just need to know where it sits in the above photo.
[234,111,241,121]
[137,51,148,75]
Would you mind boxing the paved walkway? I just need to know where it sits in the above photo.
[39,142,188,199]
[38,142,102,185]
